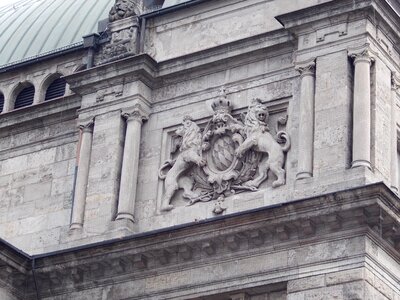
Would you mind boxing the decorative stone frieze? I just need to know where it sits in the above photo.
[348,46,376,169]
[3,183,398,299]
[70,118,95,230]
[295,60,315,180]
[159,93,290,212]
[226,235,240,251]
[391,73,400,193]
[100,15,140,65]
[230,293,250,300]
[202,241,216,256]
[248,229,265,246]
[116,104,150,223]
[95,84,123,102]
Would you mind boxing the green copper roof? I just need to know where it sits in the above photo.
[162,0,191,8]
[0,0,114,67]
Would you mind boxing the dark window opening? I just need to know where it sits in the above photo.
[0,93,4,113]
[14,85,34,109]
[45,77,66,101]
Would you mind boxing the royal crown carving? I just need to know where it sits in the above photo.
[159,92,291,212]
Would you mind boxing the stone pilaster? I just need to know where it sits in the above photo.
[295,60,316,180]
[70,118,94,230]
[390,74,400,193]
[116,104,149,223]
[349,48,375,169]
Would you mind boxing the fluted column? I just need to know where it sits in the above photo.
[296,60,316,180]
[116,105,149,223]
[390,74,399,193]
[349,49,374,169]
[70,119,94,230]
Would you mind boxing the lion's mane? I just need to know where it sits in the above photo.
[180,122,202,152]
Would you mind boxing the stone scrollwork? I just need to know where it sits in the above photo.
[158,92,291,211]
[101,26,138,64]
[78,118,94,133]
[392,73,400,92]
[348,45,376,65]
[295,61,316,78]
[109,0,139,22]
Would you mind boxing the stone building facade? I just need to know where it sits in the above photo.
[0,0,399,299]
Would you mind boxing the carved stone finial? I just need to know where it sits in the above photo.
[109,0,139,22]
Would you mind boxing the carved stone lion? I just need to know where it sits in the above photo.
[109,0,138,22]
[235,99,290,188]
[158,116,206,211]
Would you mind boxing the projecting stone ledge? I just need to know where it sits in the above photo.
[1,183,399,299]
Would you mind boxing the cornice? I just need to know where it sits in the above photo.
[276,0,400,45]
[0,94,80,132]
[64,30,294,98]
[1,183,397,299]
[64,54,158,96]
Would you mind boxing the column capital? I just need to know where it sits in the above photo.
[392,73,400,92]
[78,118,94,133]
[348,45,376,65]
[295,59,316,78]
[122,104,150,123]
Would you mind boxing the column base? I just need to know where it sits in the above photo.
[351,160,371,169]
[296,172,312,180]
[116,213,135,223]
[110,218,135,233]
[70,223,83,231]
[390,185,398,194]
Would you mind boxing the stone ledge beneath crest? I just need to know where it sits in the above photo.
[1,182,398,299]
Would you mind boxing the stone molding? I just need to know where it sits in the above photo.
[0,94,80,131]
[64,28,293,97]
[1,183,398,299]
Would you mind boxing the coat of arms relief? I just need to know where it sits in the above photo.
[158,93,291,212]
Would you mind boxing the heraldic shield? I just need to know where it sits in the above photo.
[158,91,291,212]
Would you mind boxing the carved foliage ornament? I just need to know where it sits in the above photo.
[109,0,139,22]
[159,93,291,211]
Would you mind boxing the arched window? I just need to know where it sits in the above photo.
[45,77,66,101]
[0,93,4,113]
[14,84,35,109]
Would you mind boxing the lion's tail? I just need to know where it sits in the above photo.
[158,159,176,179]
[276,131,291,152]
